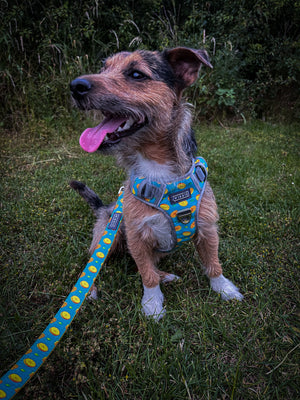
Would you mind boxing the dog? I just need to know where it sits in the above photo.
[70,47,243,320]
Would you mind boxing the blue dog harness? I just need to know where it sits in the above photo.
[131,157,208,252]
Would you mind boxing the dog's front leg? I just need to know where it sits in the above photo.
[125,223,166,320]
[196,184,244,301]
[130,239,166,320]
[195,222,243,301]
[123,189,169,320]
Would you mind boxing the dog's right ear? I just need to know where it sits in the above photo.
[165,47,213,94]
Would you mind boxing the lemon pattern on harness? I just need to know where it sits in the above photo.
[131,157,208,252]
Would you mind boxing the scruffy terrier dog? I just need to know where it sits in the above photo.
[70,47,243,320]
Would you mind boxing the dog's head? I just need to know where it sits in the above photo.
[70,47,212,155]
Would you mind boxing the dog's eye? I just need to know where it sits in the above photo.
[128,70,148,80]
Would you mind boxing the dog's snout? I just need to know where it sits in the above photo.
[70,78,92,98]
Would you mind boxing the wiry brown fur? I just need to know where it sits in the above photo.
[70,47,242,316]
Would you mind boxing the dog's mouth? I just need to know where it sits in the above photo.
[79,114,147,153]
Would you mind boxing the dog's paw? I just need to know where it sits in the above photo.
[161,273,180,283]
[87,284,98,301]
[141,285,166,321]
[210,274,244,301]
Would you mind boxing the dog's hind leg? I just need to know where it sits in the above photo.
[195,184,243,301]
[69,180,124,253]
[70,180,124,299]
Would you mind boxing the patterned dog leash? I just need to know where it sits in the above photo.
[0,187,124,400]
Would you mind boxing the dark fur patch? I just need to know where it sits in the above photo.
[184,128,198,158]
[69,180,103,211]
[138,51,176,89]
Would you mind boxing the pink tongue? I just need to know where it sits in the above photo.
[79,116,127,152]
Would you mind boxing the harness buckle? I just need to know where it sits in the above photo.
[176,209,192,224]
[140,182,163,203]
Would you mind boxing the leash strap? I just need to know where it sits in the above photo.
[0,188,124,400]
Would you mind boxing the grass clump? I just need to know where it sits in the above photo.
[0,118,299,399]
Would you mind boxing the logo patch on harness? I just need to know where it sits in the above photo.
[108,212,122,230]
[169,189,191,205]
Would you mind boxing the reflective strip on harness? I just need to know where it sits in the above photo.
[131,157,208,252]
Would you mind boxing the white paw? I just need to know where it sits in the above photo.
[210,274,244,301]
[161,273,180,283]
[87,285,98,301]
[141,285,166,321]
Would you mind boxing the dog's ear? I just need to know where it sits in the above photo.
[165,47,213,93]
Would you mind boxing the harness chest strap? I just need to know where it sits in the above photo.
[130,157,208,252]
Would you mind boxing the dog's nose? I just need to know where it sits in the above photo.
[70,78,92,98]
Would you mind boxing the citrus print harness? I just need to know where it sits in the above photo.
[131,157,208,252]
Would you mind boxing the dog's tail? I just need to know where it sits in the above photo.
[69,180,103,212]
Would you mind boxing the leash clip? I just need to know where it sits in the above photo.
[177,209,192,224]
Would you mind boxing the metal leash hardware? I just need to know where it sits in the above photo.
[0,187,124,400]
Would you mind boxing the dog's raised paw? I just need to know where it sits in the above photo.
[141,285,166,321]
[210,274,244,301]
[162,273,180,283]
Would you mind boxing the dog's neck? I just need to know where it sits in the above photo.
[118,104,195,181]
[129,153,180,183]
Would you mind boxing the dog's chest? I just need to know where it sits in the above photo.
[131,154,178,183]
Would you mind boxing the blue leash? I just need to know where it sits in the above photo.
[0,188,124,400]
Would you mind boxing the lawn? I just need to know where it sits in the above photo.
[0,114,299,399]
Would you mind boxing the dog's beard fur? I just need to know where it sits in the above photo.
[112,104,196,177]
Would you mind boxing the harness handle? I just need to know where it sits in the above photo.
[195,164,207,182]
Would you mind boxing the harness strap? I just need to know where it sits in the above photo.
[131,157,208,252]
[0,188,124,400]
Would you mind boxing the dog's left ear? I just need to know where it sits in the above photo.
[165,47,213,93]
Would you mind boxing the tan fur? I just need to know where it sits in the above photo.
[70,48,242,311]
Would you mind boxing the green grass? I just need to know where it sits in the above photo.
[0,116,299,399]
